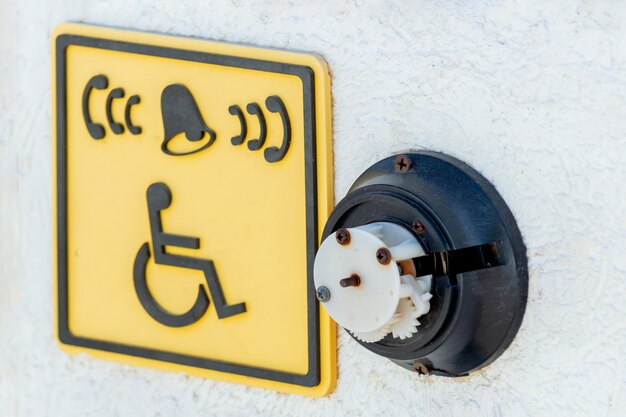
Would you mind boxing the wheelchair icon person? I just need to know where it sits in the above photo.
[133,182,246,327]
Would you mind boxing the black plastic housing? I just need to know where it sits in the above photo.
[321,151,528,376]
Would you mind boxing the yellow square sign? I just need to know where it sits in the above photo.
[52,24,335,396]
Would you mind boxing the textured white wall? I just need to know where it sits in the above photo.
[1,1,625,416]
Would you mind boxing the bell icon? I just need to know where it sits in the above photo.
[160,83,216,156]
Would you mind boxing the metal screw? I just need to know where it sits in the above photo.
[316,286,331,303]
[394,155,413,173]
[376,247,392,265]
[414,362,430,375]
[339,274,361,288]
[412,220,425,234]
[335,228,351,245]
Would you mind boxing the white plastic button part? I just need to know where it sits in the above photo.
[314,222,433,343]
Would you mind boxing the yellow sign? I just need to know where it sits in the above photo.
[52,23,335,396]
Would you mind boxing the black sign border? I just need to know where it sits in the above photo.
[56,33,321,388]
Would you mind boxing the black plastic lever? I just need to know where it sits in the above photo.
[412,242,505,278]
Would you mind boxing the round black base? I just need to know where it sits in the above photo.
[322,151,528,376]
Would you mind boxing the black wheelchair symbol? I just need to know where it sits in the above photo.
[133,182,246,327]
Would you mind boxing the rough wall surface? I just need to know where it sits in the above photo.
[1,1,625,416]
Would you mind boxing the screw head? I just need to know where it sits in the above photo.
[412,220,425,234]
[335,228,351,245]
[316,286,331,303]
[376,247,392,265]
[394,155,413,173]
[414,362,430,375]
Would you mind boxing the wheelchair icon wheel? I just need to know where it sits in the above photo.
[133,242,210,327]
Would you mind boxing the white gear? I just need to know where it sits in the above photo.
[314,222,433,344]
[390,298,421,340]
[352,324,393,343]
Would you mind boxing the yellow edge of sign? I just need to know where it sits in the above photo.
[51,22,336,397]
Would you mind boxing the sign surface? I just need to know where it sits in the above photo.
[53,24,335,396]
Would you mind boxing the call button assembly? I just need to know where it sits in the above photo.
[314,151,528,376]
